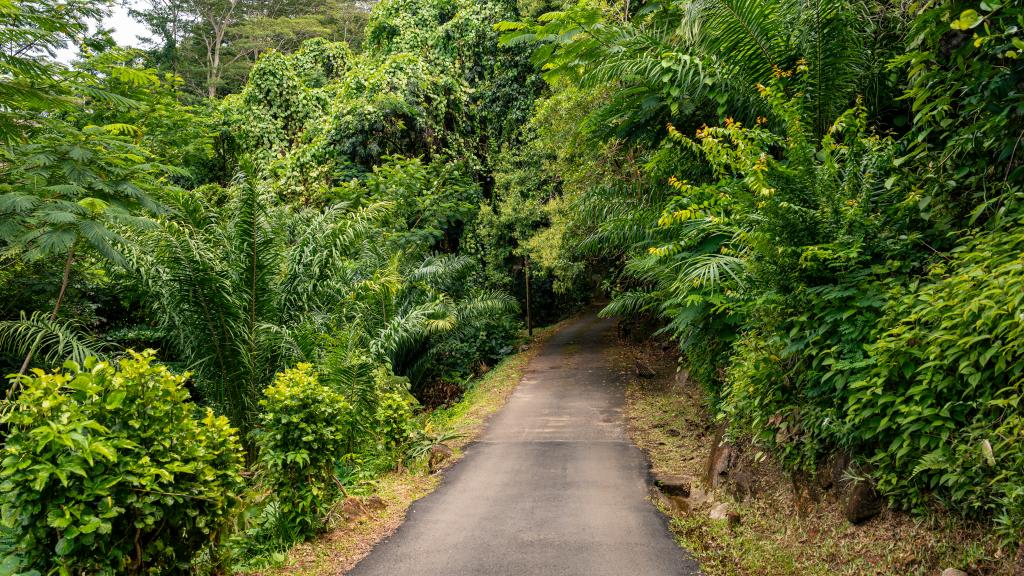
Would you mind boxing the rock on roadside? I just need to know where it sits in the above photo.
[709,502,730,521]
[844,480,883,524]
[653,473,691,498]
[428,444,454,474]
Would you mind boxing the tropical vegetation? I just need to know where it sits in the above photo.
[1,0,1022,571]
[499,0,1024,552]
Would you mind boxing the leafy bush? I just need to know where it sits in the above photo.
[894,0,1024,225]
[428,311,522,383]
[321,345,418,459]
[254,364,352,540]
[848,222,1024,546]
[343,155,481,251]
[372,385,418,451]
[0,351,245,576]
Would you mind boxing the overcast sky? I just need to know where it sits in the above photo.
[107,3,152,46]
[56,2,153,63]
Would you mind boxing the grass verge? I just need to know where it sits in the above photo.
[610,339,1015,576]
[244,322,566,576]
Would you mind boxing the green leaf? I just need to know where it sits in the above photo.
[950,9,983,30]
[104,389,126,410]
[78,517,103,534]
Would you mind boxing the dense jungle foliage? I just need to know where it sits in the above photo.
[0,0,1022,572]
[500,0,1024,552]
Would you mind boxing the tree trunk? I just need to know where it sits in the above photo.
[207,36,221,98]
[205,0,240,99]
[17,245,75,376]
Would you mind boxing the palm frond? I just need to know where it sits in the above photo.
[0,311,113,372]
[370,300,453,367]
[675,253,747,290]
[455,290,520,323]
[408,253,475,294]
[795,0,865,136]
[686,0,788,89]
[599,291,661,318]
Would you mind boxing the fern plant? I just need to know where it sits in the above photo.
[126,168,382,436]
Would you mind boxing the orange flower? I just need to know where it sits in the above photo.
[724,117,742,129]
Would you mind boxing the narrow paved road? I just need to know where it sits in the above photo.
[348,312,701,576]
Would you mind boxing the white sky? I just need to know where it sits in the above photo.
[106,2,153,47]
[56,2,154,63]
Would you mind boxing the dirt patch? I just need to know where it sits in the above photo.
[610,338,1015,576]
[241,321,570,576]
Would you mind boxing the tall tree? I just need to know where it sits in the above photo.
[194,0,246,97]
[131,0,374,97]
[129,0,194,75]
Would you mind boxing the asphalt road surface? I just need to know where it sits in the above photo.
[348,312,701,576]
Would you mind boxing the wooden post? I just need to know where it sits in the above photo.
[524,256,532,337]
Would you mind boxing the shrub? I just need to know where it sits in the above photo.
[721,272,889,472]
[428,312,522,384]
[0,351,245,576]
[848,222,1024,547]
[254,364,352,540]
[369,374,418,454]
